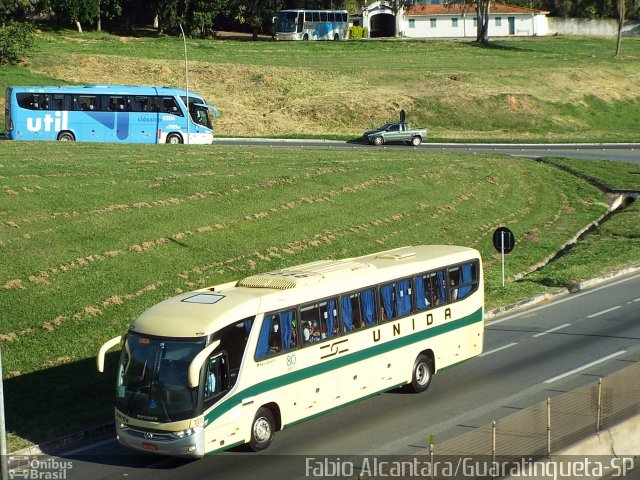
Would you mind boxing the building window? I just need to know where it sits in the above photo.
[495,17,502,26]
[409,18,416,28]
[473,18,478,27]
[430,18,437,28]
[452,18,459,28]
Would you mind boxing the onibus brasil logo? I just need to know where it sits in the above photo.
[8,455,73,479]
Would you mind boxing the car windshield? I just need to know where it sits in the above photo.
[115,333,207,422]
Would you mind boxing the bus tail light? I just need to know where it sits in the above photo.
[158,128,161,141]
[8,117,14,132]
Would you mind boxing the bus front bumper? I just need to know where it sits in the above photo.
[116,423,205,458]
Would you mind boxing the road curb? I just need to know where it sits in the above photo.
[10,265,640,457]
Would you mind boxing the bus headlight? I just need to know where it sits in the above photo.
[170,424,204,439]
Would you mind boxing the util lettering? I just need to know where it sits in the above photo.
[26,111,69,132]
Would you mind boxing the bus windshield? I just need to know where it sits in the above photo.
[116,334,207,422]
[182,96,212,129]
[277,11,298,32]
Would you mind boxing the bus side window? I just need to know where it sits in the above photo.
[255,309,297,360]
[380,283,396,320]
[78,95,97,111]
[300,299,337,344]
[381,279,412,320]
[17,93,33,109]
[162,97,184,116]
[457,262,478,299]
[51,94,66,111]
[448,267,460,301]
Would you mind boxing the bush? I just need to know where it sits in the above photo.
[349,26,368,40]
[0,22,37,65]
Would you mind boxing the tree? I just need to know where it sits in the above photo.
[51,0,100,32]
[235,0,280,39]
[0,21,36,64]
[476,0,490,44]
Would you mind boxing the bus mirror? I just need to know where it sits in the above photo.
[188,340,221,388]
[96,335,125,373]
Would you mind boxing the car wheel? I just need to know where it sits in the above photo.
[411,136,422,146]
[373,136,384,146]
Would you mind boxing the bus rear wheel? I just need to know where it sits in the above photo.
[249,407,275,451]
[166,133,183,144]
[57,131,75,142]
[409,354,433,393]
[334,34,339,40]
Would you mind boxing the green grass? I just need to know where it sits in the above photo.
[3,32,640,141]
[1,142,638,451]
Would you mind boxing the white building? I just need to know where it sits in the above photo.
[363,1,549,38]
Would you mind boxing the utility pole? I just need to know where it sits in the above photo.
[179,23,190,144]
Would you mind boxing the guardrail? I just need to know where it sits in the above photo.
[360,360,640,479]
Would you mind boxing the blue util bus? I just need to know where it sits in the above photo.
[4,84,219,144]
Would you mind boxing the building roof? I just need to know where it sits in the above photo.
[405,3,548,16]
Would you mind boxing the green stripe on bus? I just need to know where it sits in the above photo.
[205,307,483,424]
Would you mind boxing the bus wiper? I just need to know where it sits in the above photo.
[150,376,172,422]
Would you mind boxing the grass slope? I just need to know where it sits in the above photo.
[1,32,639,141]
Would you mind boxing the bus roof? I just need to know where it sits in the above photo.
[7,84,204,98]
[131,245,480,338]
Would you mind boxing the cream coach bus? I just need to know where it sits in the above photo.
[97,245,484,457]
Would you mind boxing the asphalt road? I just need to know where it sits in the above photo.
[215,138,640,163]
[27,272,640,480]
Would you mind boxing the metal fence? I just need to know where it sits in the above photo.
[360,360,640,480]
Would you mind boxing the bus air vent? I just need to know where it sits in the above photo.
[237,275,299,290]
[376,251,416,260]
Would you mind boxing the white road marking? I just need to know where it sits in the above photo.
[486,273,640,326]
[533,323,571,338]
[479,342,518,357]
[587,305,621,318]
[544,350,627,384]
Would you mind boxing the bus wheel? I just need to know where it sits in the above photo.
[166,133,183,144]
[373,136,384,146]
[409,354,433,393]
[334,34,339,40]
[303,33,309,41]
[249,407,275,451]
[57,131,75,142]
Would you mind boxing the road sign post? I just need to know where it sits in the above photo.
[493,227,516,287]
